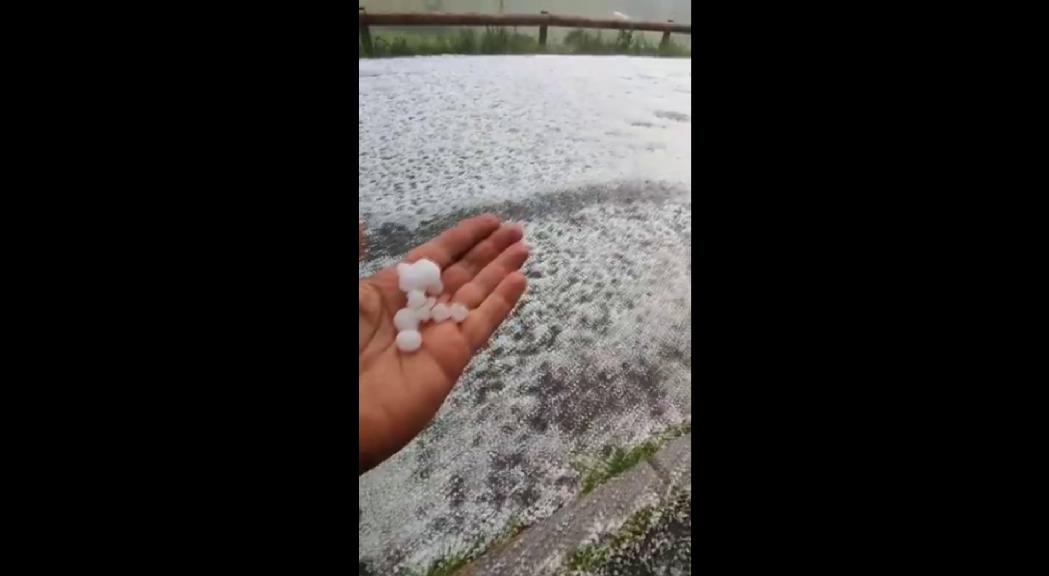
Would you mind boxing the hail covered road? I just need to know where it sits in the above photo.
[359,55,691,575]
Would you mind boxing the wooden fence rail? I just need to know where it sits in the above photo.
[358,10,691,56]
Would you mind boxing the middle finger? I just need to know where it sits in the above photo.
[441,223,524,294]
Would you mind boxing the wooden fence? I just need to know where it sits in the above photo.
[358,10,691,56]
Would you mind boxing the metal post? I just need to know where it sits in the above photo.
[660,20,674,51]
[359,7,373,57]
[539,10,548,48]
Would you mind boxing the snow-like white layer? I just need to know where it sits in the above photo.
[357,56,691,240]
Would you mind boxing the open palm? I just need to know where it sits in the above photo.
[359,215,528,473]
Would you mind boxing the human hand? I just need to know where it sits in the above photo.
[359,215,529,473]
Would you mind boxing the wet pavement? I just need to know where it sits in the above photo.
[359,55,691,575]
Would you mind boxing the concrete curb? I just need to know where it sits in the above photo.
[461,433,692,576]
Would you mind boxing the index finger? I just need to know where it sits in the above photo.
[405,214,501,270]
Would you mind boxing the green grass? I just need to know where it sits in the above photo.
[561,490,690,575]
[367,28,538,57]
[410,515,530,576]
[576,422,692,495]
[580,443,661,495]
[492,516,527,548]
[561,29,691,57]
[407,421,690,575]
[563,505,657,573]
[417,549,475,576]
[361,28,690,58]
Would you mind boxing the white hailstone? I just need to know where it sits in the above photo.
[426,279,444,296]
[397,262,411,276]
[396,330,422,353]
[413,259,442,286]
[398,266,427,293]
[394,308,420,331]
[425,297,437,310]
[450,303,469,323]
[431,303,452,322]
[417,305,432,322]
[406,289,427,309]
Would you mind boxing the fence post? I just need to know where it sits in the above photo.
[359,7,373,57]
[538,11,548,48]
[660,20,673,51]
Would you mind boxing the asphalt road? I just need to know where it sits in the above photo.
[359,55,691,575]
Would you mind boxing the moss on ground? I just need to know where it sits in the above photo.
[411,514,530,576]
[561,490,691,576]
[564,506,657,573]
[576,422,691,495]
[411,423,690,575]
[417,549,475,576]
